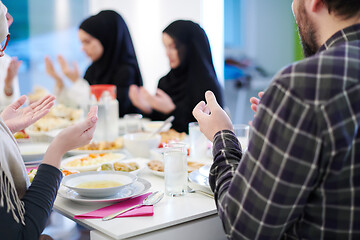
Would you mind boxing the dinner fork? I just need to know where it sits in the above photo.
[187,186,214,198]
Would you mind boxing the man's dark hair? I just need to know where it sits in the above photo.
[322,0,360,19]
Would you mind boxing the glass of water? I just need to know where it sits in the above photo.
[188,122,208,160]
[164,142,188,197]
[124,114,143,133]
[233,124,250,150]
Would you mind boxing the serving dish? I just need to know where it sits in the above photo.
[97,158,148,175]
[61,153,126,172]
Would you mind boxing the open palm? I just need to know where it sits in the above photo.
[1,95,56,133]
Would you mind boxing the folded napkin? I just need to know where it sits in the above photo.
[74,192,153,219]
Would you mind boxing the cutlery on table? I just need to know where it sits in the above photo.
[102,191,164,221]
[147,115,175,139]
[187,186,214,199]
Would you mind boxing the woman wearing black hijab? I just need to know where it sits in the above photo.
[129,20,224,133]
[45,10,142,117]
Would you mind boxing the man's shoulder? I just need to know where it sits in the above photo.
[272,45,359,105]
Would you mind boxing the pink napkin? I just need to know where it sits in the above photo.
[26,167,37,173]
[74,192,154,219]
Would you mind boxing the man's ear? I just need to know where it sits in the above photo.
[309,0,325,13]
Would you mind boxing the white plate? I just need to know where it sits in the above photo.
[97,158,148,175]
[61,153,126,172]
[148,168,165,177]
[188,169,210,188]
[19,143,49,162]
[62,171,137,198]
[24,159,42,165]
[67,149,124,155]
[26,128,62,142]
[58,178,151,203]
[147,160,205,177]
[198,164,211,177]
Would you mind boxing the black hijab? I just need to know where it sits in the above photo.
[80,10,142,87]
[157,20,224,132]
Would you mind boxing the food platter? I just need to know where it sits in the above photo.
[97,158,149,175]
[67,138,124,155]
[68,149,124,155]
[61,153,126,172]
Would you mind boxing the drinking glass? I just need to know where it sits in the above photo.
[164,142,188,197]
[233,124,250,150]
[124,114,143,133]
[188,122,208,160]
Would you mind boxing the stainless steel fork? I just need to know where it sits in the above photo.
[187,186,214,198]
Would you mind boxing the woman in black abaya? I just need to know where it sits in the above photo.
[129,20,224,133]
[45,10,142,116]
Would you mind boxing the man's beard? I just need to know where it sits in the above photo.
[296,4,319,57]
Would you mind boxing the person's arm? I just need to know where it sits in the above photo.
[0,106,98,239]
[0,57,21,105]
[0,164,62,240]
[210,81,323,239]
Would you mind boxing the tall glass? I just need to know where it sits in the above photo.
[188,122,208,160]
[124,114,143,133]
[164,142,188,197]
[233,124,250,150]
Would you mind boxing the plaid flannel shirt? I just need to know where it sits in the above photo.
[210,24,360,239]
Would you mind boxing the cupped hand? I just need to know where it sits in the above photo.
[142,88,175,114]
[45,56,64,90]
[1,95,55,133]
[192,91,233,141]
[250,91,264,113]
[5,57,22,86]
[45,56,59,78]
[57,55,79,82]
[52,106,98,153]
[128,85,152,114]
[43,106,98,168]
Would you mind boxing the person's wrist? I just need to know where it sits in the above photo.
[163,104,176,114]
[46,139,66,159]
[4,84,13,96]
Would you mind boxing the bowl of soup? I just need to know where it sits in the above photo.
[61,171,137,198]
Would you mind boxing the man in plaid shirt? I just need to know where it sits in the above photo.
[193,0,360,239]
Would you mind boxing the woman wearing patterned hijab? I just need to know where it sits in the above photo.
[46,10,143,116]
[129,20,224,133]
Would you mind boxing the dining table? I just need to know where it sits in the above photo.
[53,167,227,240]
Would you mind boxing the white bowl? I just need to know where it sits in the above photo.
[62,171,137,198]
[19,143,49,162]
[123,133,161,158]
[143,121,172,133]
